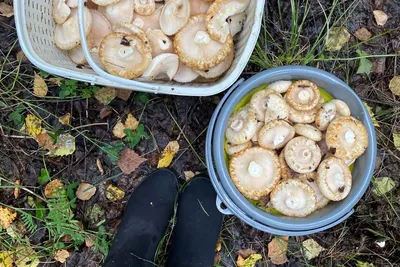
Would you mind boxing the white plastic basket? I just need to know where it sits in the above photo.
[14,0,265,96]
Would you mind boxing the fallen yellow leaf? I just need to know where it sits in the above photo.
[33,73,48,97]
[216,237,222,252]
[94,87,116,105]
[0,251,13,267]
[0,3,13,17]
[184,171,196,181]
[113,120,126,139]
[325,27,350,51]
[236,253,262,267]
[96,158,105,175]
[105,184,125,201]
[26,114,42,137]
[44,179,65,198]
[14,180,20,199]
[157,141,180,168]
[76,183,96,201]
[58,113,71,125]
[268,236,289,265]
[393,132,400,150]
[125,114,139,130]
[48,77,64,86]
[389,76,400,96]
[0,207,17,229]
[373,10,388,26]
[14,245,40,267]
[54,249,70,263]
[302,238,325,260]
[363,102,379,127]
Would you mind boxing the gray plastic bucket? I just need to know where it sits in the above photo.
[206,66,377,236]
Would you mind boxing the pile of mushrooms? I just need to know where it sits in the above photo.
[226,80,369,217]
[52,0,250,82]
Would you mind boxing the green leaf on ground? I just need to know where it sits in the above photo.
[38,168,50,185]
[372,177,396,196]
[8,105,25,126]
[134,92,149,105]
[59,79,78,99]
[302,239,326,260]
[124,125,149,149]
[101,141,124,165]
[357,261,375,267]
[356,50,373,75]
[35,200,46,220]
[325,27,350,51]
[393,132,400,150]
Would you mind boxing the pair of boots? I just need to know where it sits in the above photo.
[103,169,223,267]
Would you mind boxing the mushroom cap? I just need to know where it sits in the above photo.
[279,150,297,179]
[294,124,322,142]
[297,172,330,209]
[206,0,250,43]
[54,8,92,50]
[331,99,351,117]
[92,0,121,6]
[112,23,152,52]
[98,0,134,26]
[53,0,71,25]
[160,0,190,36]
[89,9,112,48]
[325,116,369,160]
[190,0,211,15]
[270,179,317,217]
[230,147,281,200]
[284,136,322,173]
[317,157,352,201]
[68,37,93,64]
[258,120,295,150]
[174,15,234,71]
[142,53,179,80]
[146,29,174,57]
[173,62,199,83]
[134,0,156,15]
[133,5,162,31]
[99,32,152,79]
[225,107,258,145]
[249,89,289,122]
[194,50,234,79]
[228,12,246,37]
[266,80,292,94]
[315,102,336,131]
[251,121,264,143]
[66,0,79,8]
[317,133,329,157]
[225,141,252,156]
[285,80,321,111]
[288,107,317,124]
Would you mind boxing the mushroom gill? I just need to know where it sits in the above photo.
[284,136,322,173]
[258,120,295,150]
[285,80,321,111]
[225,107,258,145]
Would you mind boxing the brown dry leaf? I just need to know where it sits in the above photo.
[14,180,20,199]
[85,234,96,247]
[76,183,96,201]
[373,10,388,26]
[59,113,71,125]
[184,171,196,181]
[36,131,57,151]
[216,237,222,252]
[33,73,48,97]
[54,250,70,263]
[113,120,126,139]
[214,253,222,265]
[96,158,105,175]
[354,27,372,41]
[25,114,42,137]
[94,87,116,104]
[0,206,17,229]
[116,89,132,101]
[117,149,146,174]
[236,253,262,267]
[268,236,289,265]
[389,76,400,96]
[48,77,64,86]
[44,179,65,198]
[105,184,125,201]
[157,141,180,168]
[0,3,14,17]
[125,114,139,130]
[237,248,257,259]
[99,106,113,120]
[16,50,28,62]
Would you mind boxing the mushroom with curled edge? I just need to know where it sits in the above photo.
[66,0,79,8]
[142,53,179,81]
[266,80,292,94]
[285,80,321,111]
[294,124,322,142]
[258,120,295,150]
[288,106,319,124]
[68,37,93,65]
[91,0,121,5]
[146,29,174,57]
[317,157,352,201]
[160,0,191,36]
[133,5,163,31]
[331,99,351,117]
[251,122,264,143]
[297,172,330,209]
[206,0,250,43]
[279,150,297,180]
[190,0,211,16]
[134,0,156,15]
[225,107,258,145]
[98,0,134,26]
[194,51,234,79]
[315,102,336,131]
[325,116,368,161]
[228,12,246,37]
[173,62,199,83]
[249,89,289,122]
[174,15,234,71]
[53,0,71,25]
[284,136,322,174]
[229,147,281,200]
[54,8,92,50]
[99,32,152,79]
[270,179,317,217]
[225,141,252,156]
[89,9,112,48]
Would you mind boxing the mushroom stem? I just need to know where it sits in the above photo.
[248,161,262,178]
[273,134,285,146]
[230,119,244,132]
[298,90,310,101]
[118,46,134,58]
[344,130,356,144]
[285,197,299,209]
[194,31,211,45]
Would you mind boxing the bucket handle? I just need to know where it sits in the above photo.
[216,196,234,215]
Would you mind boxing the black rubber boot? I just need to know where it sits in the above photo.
[165,176,223,267]
[103,169,178,267]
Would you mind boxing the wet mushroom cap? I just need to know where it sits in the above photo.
[258,120,295,150]
[174,15,234,71]
[317,157,352,201]
[249,90,289,122]
[99,32,152,79]
[284,136,322,173]
[225,141,252,156]
[160,0,191,36]
[266,80,292,94]
[285,80,321,111]
[315,102,336,131]
[325,116,369,160]
[225,107,258,145]
[230,147,281,200]
[297,172,330,209]
[98,0,135,26]
[270,179,317,217]
[294,124,322,142]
